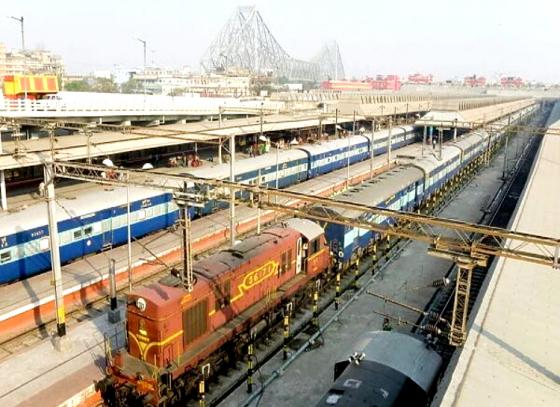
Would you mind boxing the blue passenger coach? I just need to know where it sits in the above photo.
[317,165,424,263]
[0,187,177,283]
[0,126,417,283]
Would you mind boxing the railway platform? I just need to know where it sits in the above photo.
[433,107,560,406]
[0,303,118,406]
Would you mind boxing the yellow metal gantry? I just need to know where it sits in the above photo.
[50,161,560,269]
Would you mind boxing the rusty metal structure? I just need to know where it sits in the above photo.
[49,161,560,269]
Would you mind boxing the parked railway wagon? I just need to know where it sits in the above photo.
[186,126,415,215]
[316,126,505,265]
[0,127,414,284]
[315,331,442,407]
[96,218,331,406]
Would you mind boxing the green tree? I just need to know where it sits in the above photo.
[93,77,118,93]
[120,78,143,94]
[63,77,118,93]
[64,79,93,92]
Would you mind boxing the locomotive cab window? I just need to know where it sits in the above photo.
[308,238,320,255]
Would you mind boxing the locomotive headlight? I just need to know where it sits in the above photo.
[136,297,147,312]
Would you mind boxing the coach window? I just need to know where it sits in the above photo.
[39,238,49,252]
[0,251,11,264]
[84,226,93,236]
[60,232,71,245]
[73,230,82,240]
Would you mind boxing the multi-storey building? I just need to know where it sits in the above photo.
[0,42,64,76]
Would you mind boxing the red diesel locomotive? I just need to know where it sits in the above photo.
[97,218,331,406]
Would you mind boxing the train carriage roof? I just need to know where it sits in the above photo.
[399,145,462,175]
[295,135,370,155]
[0,186,167,237]
[347,331,442,393]
[184,148,308,180]
[323,165,424,219]
[450,131,486,151]
[360,125,413,142]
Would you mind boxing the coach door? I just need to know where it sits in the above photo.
[296,237,303,274]
[101,212,113,249]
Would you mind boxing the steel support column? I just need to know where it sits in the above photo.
[45,163,66,337]
[370,119,375,178]
[449,261,475,346]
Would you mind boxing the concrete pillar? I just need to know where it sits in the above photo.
[429,126,433,148]
[422,125,427,157]
[335,108,338,138]
[229,135,236,246]
[0,135,4,211]
[387,117,393,165]
[453,119,458,141]
[0,170,7,211]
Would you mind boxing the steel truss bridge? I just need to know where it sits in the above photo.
[200,6,345,82]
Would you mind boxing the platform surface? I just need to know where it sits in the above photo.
[435,107,560,406]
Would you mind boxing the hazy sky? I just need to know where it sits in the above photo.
[1,0,559,82]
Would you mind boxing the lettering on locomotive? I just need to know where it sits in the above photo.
[231,260,279,302]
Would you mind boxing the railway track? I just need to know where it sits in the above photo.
[418,109,549,369]
[183,149,493,407]
[0,114,536,405]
